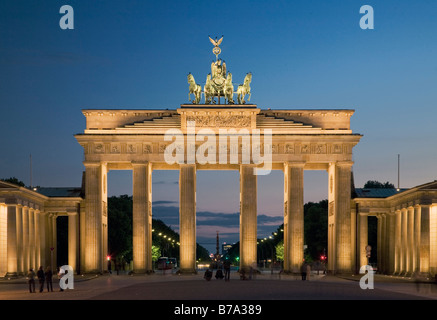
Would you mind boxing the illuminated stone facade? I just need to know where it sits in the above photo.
[353,181,437,277]
[74,105,362,274]
[0,182,82,277]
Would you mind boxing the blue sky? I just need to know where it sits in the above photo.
[1,1,437,252]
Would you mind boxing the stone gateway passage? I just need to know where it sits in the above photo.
[74,106,362,274]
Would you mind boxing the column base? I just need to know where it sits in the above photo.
[281,270,301,276]
[5,272,18,279]
[83,270,104,275]
[327,269,354,275]
[176,268,197,275]
[131,270,154,275]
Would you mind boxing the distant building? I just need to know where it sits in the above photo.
[222,243,232,255]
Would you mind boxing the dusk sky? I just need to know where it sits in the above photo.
[1,1,436,252]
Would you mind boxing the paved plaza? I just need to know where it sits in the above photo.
[1,271,436,301]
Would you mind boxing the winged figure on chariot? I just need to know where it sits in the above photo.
[187,36,252,105]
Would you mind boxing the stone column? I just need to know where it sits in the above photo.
[179,164,197,273]
[358,213,368,268]
[414,205,421,274]
[388,212,396,274]
[68,212,78,272]
[328,161,353,274]
[79,201,86,275]
[16,205,23,275]
[34,209,41,269]
[22,206,29,273]
[384,214,390,274]
[394,210,401,274]
[38,212,48,271]
[6,205,18,277]
[240,164,257,272]
[283,162,304,274]
[29,208,35,270]
[407,206,415,275]
[400,208,408,274]
[419,204,430,275]
[84,161,107,273]
[350,204,357,273]
[132,162,153,273]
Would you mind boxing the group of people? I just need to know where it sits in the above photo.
[204,260,231,281]
[27,266,63,293]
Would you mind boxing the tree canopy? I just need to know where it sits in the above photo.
[364,180,395,188]
[1,177,26,187]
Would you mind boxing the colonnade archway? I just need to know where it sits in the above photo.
[75,107,362,275]
[79,160,356,275]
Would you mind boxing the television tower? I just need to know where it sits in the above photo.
[216,231,220,261]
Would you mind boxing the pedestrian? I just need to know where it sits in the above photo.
[37,266,45,292]
[215,268,224,280]
[306,263,311,281]
[27,268,36,293]
[204,268,212,281]
[301,261,307,281]
[108,258,112,274]
[240,268,247,280]
[223,260,231,282]
[45,266,53,292]
[57,267,64,292]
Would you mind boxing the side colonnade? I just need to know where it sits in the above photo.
[355,184,437,277]
[0,183,81,277]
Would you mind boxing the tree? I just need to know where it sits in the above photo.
[275,241,284,261]
[364,180,395,188]
[107,195,210,267]
[108,195,133,263]
[152,245,161,262]
[1,177,25,187]
[304,200,328,261]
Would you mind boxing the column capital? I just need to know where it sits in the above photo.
[179,163,196,169]
[83,161,104,167]
[131,161,150,167]
[283,161,306,169]
[334,160,354,168]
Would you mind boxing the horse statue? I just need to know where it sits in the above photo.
[187,73,202,104]
[224,72,234,104]
[204,74,214,104]
[237,72,252,104]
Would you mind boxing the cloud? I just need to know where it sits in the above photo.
[153,180,178,185]
[152,204,283,252]
[153,200,178,205]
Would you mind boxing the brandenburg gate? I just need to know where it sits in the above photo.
[74,38,362,274]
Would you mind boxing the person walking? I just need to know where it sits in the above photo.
[37,266,45,293]
[27,268,36,293]
[223,260,231,282]
[300,261,307,281]
[306,263,312,281]
[57,267,64,292]
[204,268,212,281]
[45,266,53,292]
